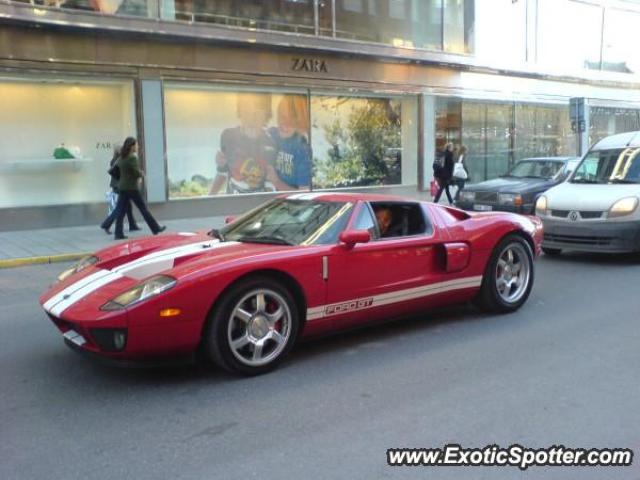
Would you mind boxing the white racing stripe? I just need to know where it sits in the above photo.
[43,269,115,311]
[50,271,124,317]
[111,240,229,280]
[44,240,238,317]
[306,276,482,321]
[110,240,220,276]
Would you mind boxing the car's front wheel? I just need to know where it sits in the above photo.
[475,234,534,313]
[202,276,299,375]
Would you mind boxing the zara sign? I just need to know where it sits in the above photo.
[291,57,329,73]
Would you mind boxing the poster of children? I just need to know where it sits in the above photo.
[165,88,311,198]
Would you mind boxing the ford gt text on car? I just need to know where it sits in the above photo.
[41,193,543,375]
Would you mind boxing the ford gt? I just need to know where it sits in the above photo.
[40,193,543,375]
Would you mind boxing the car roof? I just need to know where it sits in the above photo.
[592,131,640,150]
[516,157,579,163]
[282,192,420,203]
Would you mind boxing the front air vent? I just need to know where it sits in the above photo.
[579,211,603,219]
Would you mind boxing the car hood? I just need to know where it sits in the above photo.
[544,182,640,210]
[40,233,302,315]
[92,232,296,281]
[464,176,555,194]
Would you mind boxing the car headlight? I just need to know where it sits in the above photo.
[609,197,639,218]
[101,275,177,311]
[57,255,98,282]
[459,191,475,202]
[498,193,523,206]
[535,196,548,216]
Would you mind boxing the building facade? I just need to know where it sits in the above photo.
[1,0,640,230]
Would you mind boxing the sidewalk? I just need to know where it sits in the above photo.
[0,216,225,268]
[1,191,439,269]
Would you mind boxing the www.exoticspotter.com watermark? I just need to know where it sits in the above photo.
[387,444,633,470]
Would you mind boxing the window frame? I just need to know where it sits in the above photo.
[366,200,432,241]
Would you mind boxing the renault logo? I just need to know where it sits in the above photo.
[568,211,579,221]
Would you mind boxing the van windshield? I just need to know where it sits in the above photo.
[571,148,640,184]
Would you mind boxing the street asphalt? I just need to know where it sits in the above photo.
[1,253,639,480]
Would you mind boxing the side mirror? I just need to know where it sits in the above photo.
[224,215,237,225]
[339,230,371,248]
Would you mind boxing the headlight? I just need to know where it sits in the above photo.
[57,255,98,282]
[535,196,548,216]
[609,197,639,218]
[459,191,475,202]
[498,193,523,206]
[101,275,177,311]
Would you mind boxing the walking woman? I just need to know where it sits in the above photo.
[452,145,468,201]
[434,142,455,204]
[112,137,165,240]
[100,143,139,234]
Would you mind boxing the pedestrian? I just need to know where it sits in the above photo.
[434,142,455,204]
[112,137,165,240]
[100,143,139,234]
[452,145,469,201]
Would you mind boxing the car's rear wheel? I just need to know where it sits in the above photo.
[475,234,534,313]
[203,277,299,376]
[542,247,562,256]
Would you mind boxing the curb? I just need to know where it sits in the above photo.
[0,252,88,269]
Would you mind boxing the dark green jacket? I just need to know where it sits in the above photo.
[117,154,143,192]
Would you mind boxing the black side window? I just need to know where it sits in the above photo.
[370,202,428,239]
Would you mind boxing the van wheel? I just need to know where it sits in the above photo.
[542,247,562,256]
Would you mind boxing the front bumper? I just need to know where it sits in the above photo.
[456,201,534,215]
[541,218,640,253]
[62,335,195,368]
[45,308,200,363]
[46,312,129,357]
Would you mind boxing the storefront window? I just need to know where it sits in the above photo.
[444,0,474,54]
[536,0,603,72]
[0,76,136,208]
[14,0,475,53]
[163,0,315,33]
[590,106,640,145]
[311,95,416,189]
[473,0,526,65]
[164,84,418,198]
[459,102,485,183]
[454,101,512,183]
[165,85,312,198]
[514,104,575,161]
[602,8,640,74]
[332,0,443,50]
[16,0,158,17]
[436,97,577,183]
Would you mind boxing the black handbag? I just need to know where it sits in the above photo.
[108,164,121,180]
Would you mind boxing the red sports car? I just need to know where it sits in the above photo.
[41,193,543,375]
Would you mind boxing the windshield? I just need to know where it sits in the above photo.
[222,199,353,246]
[571,148,640,184]
[506,160,565,179]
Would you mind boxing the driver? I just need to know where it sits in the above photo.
[374,207,393,237]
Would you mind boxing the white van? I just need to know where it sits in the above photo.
[535,131,640,254]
